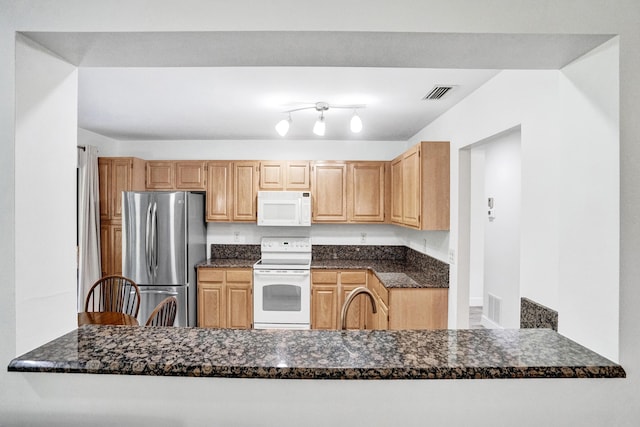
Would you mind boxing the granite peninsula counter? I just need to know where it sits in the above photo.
[8,326,624,379]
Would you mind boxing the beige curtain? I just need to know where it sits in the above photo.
[77,145,101,311]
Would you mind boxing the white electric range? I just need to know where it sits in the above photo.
[253,237,311,329]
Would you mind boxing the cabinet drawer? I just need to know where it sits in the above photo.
[198,269,224,282]
[226,269,252,283]
[340,271,367,284]
[312,271,338,284]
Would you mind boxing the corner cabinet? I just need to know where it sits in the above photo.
[311,270,367,330]
[197,267,253,329]
[391,141,450,230]
[98,157,145,277]
[368,271,448,330]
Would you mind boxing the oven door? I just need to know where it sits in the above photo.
[253,269,310,327]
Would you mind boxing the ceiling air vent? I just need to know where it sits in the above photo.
[422,85,455,100]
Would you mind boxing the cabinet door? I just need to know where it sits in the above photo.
[225,269,253,329]
[206,161,232,221]
[226,284,252,329]
[348,162,386,223]
[99,223,122,277]
[311,162,347,222]
[111,224,123,276]
[98,159,111,221]
[146,161,174,190]
[233,161,259,221]
[175,161,206,190]
[111,158,133,219]
[390,157,403,224]
[311,285,338,330]
[259,161,284,190]
[402,146,421,228]
[100,224,111,277]
[198,283,224,328]
[285,161,310,190]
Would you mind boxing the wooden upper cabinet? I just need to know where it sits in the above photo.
[391,141,450,230]
[311,162,348,222]
[390,157,403,224]
[175,161,206,190]
[232,161,259,221]
[348,162,387,223]
[259,161,284,190]
[206,161,232,221]
[146,160,206,190]
[146,161,175,189]
[402,146,421,228]
[259,161,310,190]
[98,157,145,221]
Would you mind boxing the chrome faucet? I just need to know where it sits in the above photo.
[340,286,377,330]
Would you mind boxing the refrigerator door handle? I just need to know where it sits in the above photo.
[151,201,158,280]
[145,201,153,278]
[140,289,179,296]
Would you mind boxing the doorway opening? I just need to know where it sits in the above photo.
[461,126,522,329]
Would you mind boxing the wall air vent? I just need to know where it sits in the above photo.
[487,293,502,325]
[422,85,455,100]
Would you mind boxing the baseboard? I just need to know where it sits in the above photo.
[481,315,503,329]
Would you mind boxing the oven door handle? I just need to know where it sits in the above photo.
[254,269,310,276]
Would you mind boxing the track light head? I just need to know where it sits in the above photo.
[275,114,291,136]
[313,111,326,136]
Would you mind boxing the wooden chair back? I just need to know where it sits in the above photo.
[84,275,141,317]
[145,296,178,327]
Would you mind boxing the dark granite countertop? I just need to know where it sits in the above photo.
[8,326,625,379]
[197,258,448,288]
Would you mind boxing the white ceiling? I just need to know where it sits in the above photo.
[24,31,613,141]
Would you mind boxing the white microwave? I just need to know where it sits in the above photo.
[257,191,311,227]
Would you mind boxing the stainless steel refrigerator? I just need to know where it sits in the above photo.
[122,191,206,327]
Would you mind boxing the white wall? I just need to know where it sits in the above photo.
[480,129,522,329]
[468,148,485,306]
[557,38,620,360]
[413,38,619,358]
[2,1,640,426]
[14,35,78,355]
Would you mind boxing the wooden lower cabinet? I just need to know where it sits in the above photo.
[368,271,448,330]
[197,268,252,329]
[311,270,366,330]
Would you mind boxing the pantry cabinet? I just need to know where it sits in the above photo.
[197,268,252,329]
[98,157,145,277]
[391,141,450,230]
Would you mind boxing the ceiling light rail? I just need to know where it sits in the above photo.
[275,102,366,137]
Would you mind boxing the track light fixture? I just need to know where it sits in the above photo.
[275,101,365,137]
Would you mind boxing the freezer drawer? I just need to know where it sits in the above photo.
[137,285,188,327]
